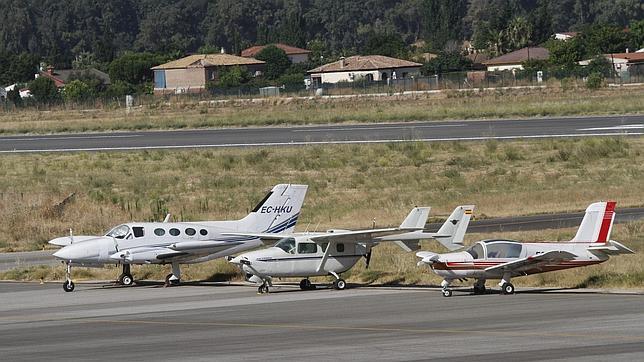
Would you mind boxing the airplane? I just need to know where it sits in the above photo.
[416,201,634,297]
[48,184,308,292]
[229,205,474,293]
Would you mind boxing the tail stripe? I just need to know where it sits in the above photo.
[596,201,616,243]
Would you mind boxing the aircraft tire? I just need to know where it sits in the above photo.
[165,273,180,287]
[442,289,452,297]
[258,285,269,294]
[119,274,134,286]
[63,280,75,292]
[334,279,346,290]
[473,285,486,295]
[501,283,515,295]
[299,279,312,290]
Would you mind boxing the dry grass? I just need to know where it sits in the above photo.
[0,137,642,252]
[1,86,643,134]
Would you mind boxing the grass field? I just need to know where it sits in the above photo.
[1,86,643,134]
[0,136,643,289]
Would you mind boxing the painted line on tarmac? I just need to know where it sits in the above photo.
[291,124,466,132]
[0,135,141,142]
[1,131,642,153]
[578,124,644,131]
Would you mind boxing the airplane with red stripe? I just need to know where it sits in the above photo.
[416,201,634,297]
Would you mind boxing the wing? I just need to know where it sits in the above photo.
[484,250,578,273]
[113,240,247,263]
[307,228,416,244]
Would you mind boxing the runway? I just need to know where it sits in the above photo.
[0,282,642,361]
[1,115,643,153]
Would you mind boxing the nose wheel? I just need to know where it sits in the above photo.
[441,289,452,297]
[62,263,75,292]
[257,284,270,294]
[501,282,515,295]
[118,264,134,286]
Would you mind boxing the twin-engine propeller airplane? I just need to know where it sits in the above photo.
[417,201,634,297]
[229,205,474,293]
[48,184,308,292]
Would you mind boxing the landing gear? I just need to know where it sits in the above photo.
[164,263,181,287]
[118,264,134,286]
[257,284,269,294]
[501,282,515,295]
[441,279,453,297]
[329,271,346,290]
[473,280,486,295]
[299,278,315,290]
[499,273,515,295]
[62,263,75,292]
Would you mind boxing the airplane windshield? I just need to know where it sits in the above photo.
[274,237,296,254]
[466,243,485,259]
[106,224,130,239]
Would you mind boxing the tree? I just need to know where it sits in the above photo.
[62,80,91,102]
[422,0,467,51]
[546,38,584,70]
[214,66,249,88]
[421,51,472,74]
[505,17,532,51]
[363,33,408,58]
[630,19,644,49]
[108,52,165,85]
[29,76,59,103]
[254,45,291,80]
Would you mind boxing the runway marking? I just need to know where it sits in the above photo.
[0,135,140,142]
[291,124,466,132]
[578,124,644,131]
[1,132,642,153]
[80,318,644,343]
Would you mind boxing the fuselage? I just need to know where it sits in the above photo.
[430,239,608,280]
[51,221,264,266]
[232,236,366,278]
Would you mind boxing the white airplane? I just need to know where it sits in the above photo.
[417,201,634,297]
[229,205,474,293]
[48,184,308,292]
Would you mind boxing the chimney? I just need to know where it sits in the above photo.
[220,47,225,54]
[340,56,345,68]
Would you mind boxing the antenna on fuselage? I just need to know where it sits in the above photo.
[163,214,172,223]
[69,228,74,244]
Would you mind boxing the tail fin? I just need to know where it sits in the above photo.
[399,207,431,229]
[570,201,616,243]
[237,184,308,233]
[433,205,475,250]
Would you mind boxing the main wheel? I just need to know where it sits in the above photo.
[501,282,515,295]
[165,273,180,286]
[334,279,346,290]
[299,279,312,290]
[63,280,75,292]
[119,273,134,286]
[257,285,269,294]
[473,285,486,295]
[442,289,452,297]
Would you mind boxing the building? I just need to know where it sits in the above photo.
[482,47,550,71]
[580,52,644,75]
[241,43,311,64]
[554,32,579,41]
[151,54,265,94]
[307,55,422,85]
[37,66,111,88]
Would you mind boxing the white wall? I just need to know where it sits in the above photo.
[486,64,523,71]
[312,66,421,84]
[288,54,309,64]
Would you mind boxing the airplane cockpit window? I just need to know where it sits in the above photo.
[297,242,317,254]
[106,225,130,239]
[486,242,523,258]
[466,243,485,259]
[132,227,144,238]
[274,237,296,254]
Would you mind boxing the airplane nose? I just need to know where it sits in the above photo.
[52,247,77,261]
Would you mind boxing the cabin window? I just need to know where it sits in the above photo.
[169,228,180,236]
[132,227,144,238]
[336,243,345,252]
[154,228,165,236]
[297,242,317,254]
[200,229,208,236]
[466,243,484,259]
[486,242,523,258]
[185,228,196,236]
[274,237,296,254]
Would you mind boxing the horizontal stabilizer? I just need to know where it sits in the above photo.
[587,240,635,255]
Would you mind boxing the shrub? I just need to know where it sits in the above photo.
[586,72,603,90]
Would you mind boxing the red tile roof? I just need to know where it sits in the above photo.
[241,43,311,57]
[483,47,550,65]
[308,55,422,73]
[609,52,644,62]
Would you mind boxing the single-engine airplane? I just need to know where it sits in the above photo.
[417,201,634,297]
[48,184,308,292]
[229,205,474,293]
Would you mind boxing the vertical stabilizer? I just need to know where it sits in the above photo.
[570,201,616,243]
[433,205,475,250]
[237,184,308,233]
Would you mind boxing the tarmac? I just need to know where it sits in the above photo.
[1,281,643,361]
